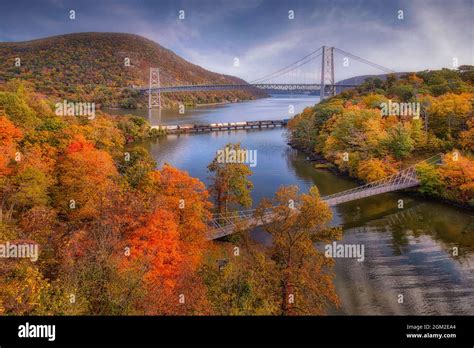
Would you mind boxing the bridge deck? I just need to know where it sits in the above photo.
[205,154,442,240]
[138,83,359,93]
[206,182,419,240]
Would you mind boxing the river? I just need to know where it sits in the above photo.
[106,95,474,315]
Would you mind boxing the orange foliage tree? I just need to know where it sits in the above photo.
[460,118,474,152]
[55,135,119,221]
[0,116,22,176]
[121,208,210,315]
[142,164,212,258]
[439,152,474,203]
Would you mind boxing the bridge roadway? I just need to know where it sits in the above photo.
[151,119,289,133]
[138,83,359,93]
[206,179,420,240]
[206,154,442,240]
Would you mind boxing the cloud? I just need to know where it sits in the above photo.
[0,0,472,82]
[180,0,473,81]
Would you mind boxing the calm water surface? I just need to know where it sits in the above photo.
[111,95,474,315]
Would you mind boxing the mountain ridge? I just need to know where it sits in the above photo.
[0,32,264,108]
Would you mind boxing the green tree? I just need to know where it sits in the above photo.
[118,146,156,188]
[382,123,415,159]
[416,163,444,196]
[9,167,51,211]
[208,143,253,213]
[0,92,40,129]
[117,115,152,141]
[389,84,415,102]
[458,65,474,84]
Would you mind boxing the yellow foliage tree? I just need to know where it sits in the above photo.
[357,157,398,182]
[439,152,474,203]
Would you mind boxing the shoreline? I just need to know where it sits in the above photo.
[196,101,232,107]
[287,141,474,213]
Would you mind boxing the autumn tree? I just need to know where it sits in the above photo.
[78,116,126,158]
[0,116,22,176]
[8,167,51,211]
[426,93,472,139]
[118,146,156,188]
[121,208,210,315]
[55,135,119,221]
[208,143,253,213]
[0,116,23,224]
[17,207,65,279]
[357,157,398,182]
[439,152,474,203]
[255,185,341,315]
[0,91,41,130]
[117,115,152,141]
[382,123,415,159]
[200,241,279,315]
[0,262,59,315]
[416,162,444,197]
[56,183,156,315]
[322,107,385,163]
[142,164,212,249]
[460,118,474,152]
[287,99,344,151]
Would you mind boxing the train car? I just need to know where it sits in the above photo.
[260,120,272,125]
[209,123,218,127]
[178,124,194,130]
[164,125,178,130]
[235,121,247,126]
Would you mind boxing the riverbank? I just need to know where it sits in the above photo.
[287,141,474,213]
[196,101,233,107]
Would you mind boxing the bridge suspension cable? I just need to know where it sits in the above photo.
[249,46,322,83]
[252,52,322,84]
[143,46,398,95]
[333,48,396,74]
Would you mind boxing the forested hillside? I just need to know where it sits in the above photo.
[0,79,339,315]
[288,66,474,206]
[0,32,264,108]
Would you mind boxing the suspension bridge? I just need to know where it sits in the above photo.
[141,46,396,108]
[206,154,443,240]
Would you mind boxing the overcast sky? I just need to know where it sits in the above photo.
[0,0,473,81]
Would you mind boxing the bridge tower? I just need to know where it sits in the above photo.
[320,46,335,100]
[148,68,162,109]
